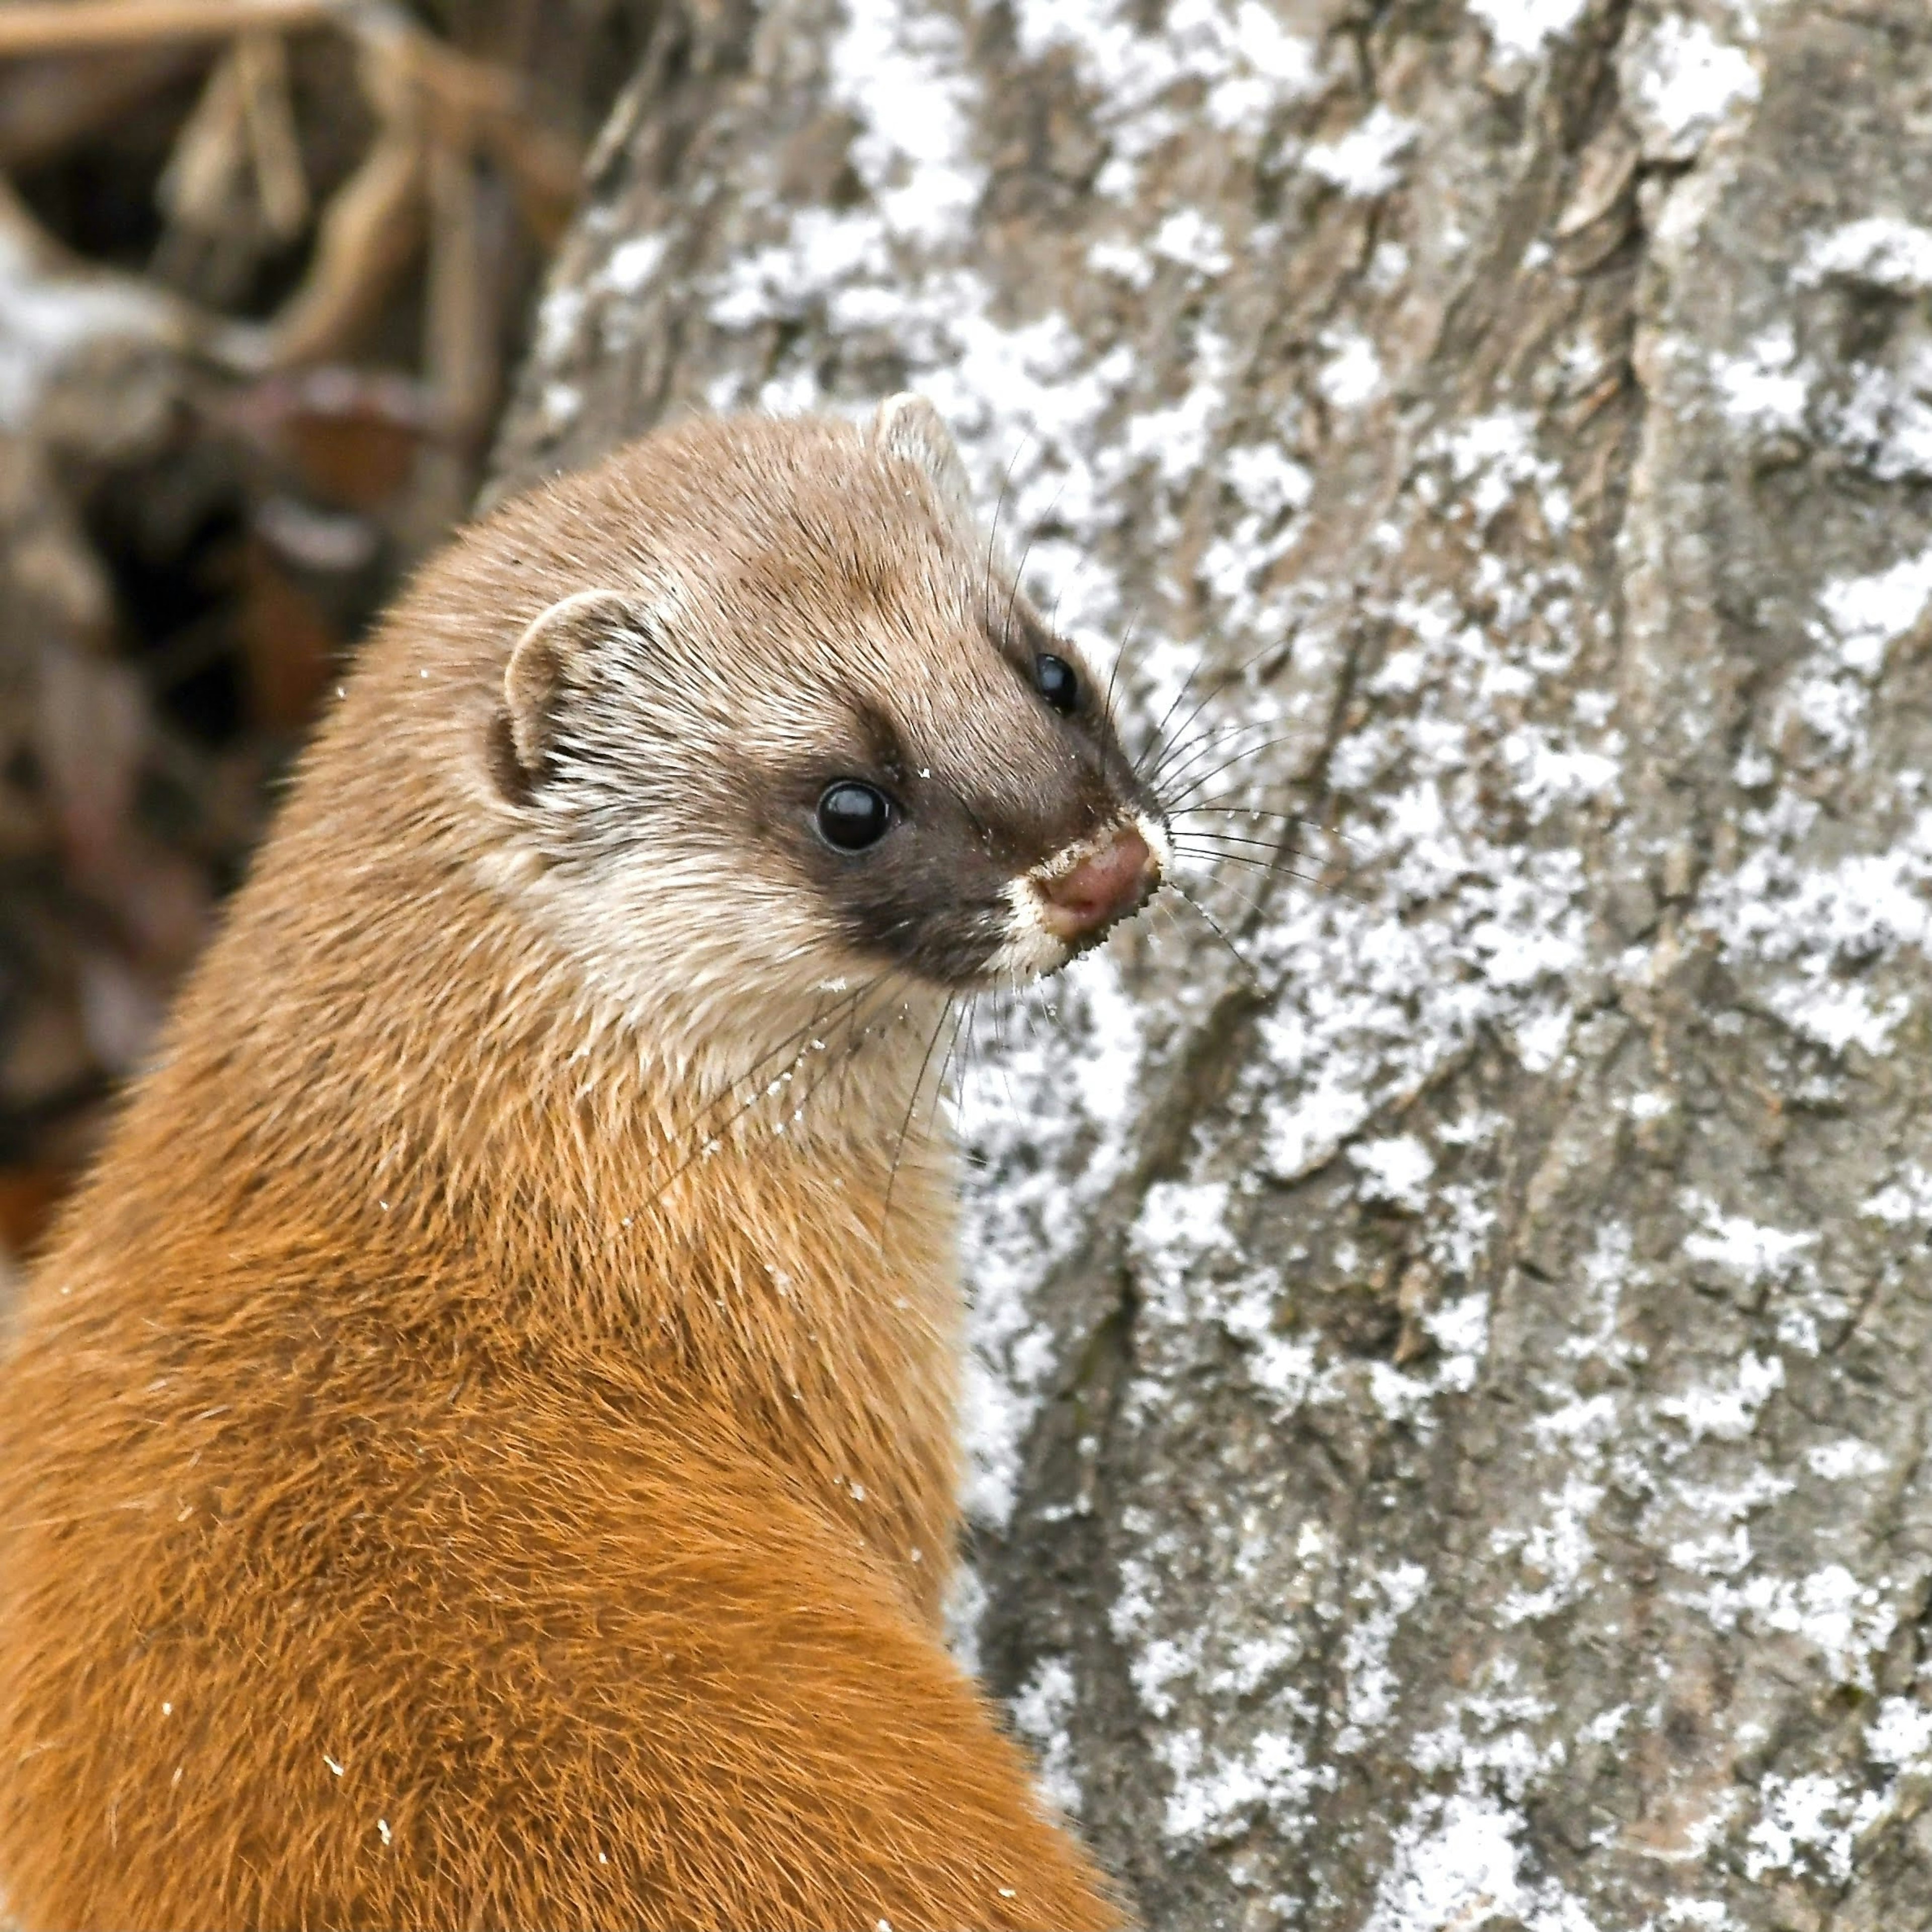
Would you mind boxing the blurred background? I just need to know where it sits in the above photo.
[0,0,646,1269]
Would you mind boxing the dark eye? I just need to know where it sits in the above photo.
[1035,653,1078,715]
[816,780,895,851]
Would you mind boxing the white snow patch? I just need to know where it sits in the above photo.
[532,281,586,366]
[1158,1723,1321,1844]
[1710,326,1809,435]
[1629,19,1760,154]
[1315,329,1384,411]
[1336,1564,1430,1748]
[709,210,893,330]
[1124,325,1232,484]
[1657,1352,1784,1445]
[1867,1697,1932,1769]
[1493,1472,1604,1625]
[1562,1222,1642,1366]
[601,231,670,297]
[1303,107,1418,198]
[1680,1199,1818,1283]
[1150,208,1232,277]
[1863,1164,1932,1225]
[1224,442,1314,520]
[1425,1291,1491,1391]
[1745,1772,1886,1883]
[1365,1791,1600,1932]
[1465,0,1588,61]
[961,936,1153,1522]
[1580,1704,1628,1746]
[1349,1135,1435,1211]
[1501,725,1621,820]
[835,0,985,245]
[1131,1634,1202,1721]
[1243,1330,1321,1409]
[1806,1437,1888,1482]
[1816,547,1932,675]
[1008,0,1319,149]
[1800,217,1932,294]
[1705,1565,1896,1689]
[1011,1656,1085,1816]
[1130,1179,1236,1326]
[944,1558,988,1678]
[1693,802,1932,1058]
[1830,350,1932,484]
[1433,410,1552,525]
[1087,235,1155,288]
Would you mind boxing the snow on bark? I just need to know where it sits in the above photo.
[494,1,1932,1924]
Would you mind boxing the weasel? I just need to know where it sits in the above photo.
[0,397,1164,1931]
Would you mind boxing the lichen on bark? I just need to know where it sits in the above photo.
[493,2,1932,1924]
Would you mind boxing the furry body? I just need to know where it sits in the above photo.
[0,412,1134,1929]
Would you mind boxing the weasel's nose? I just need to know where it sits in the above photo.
[1035,824,1161,943]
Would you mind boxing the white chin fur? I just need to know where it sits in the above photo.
[983,811,1170,985]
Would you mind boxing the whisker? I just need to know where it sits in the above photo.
[955,997,982,1103]
[1171,826,1305,857]
[1169,826,1321,861]
[957,994,1009,1124]
[1149,736,1298,817]
[932,997,967,1112]
[986,979,1024,1116]
[880,993,958,1245]
[1170,836,1320,869]
[1002,473,1072,653]
[1169,843,1371,904]
[1137,654,1217,781]
[1159,733,1313,811]
[1146,710,1260,790]
[1170,846,1335,893]
[1166,881,1266,991]
[983,436,1031,621]
[1172,803,1354,850]
[1171,802,1321,821]
[646,975,900,1204]
[1167,825,1334,869]
[931,996,974,1134]
[946,998,979,1134]
[1135,625,1301,782]
[1136,624,1295,778]
[782,974,912,1144]
[1105,597,1147,732]
[1149,716,1295,798]
[718,989,884,1131]
[1176,869,1274,929]
[669,982,879,1148]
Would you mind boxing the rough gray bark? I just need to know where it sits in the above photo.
[492,3,1932,1925]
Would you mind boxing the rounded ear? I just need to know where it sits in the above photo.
[497,587,636,795]
[872,392,976,523]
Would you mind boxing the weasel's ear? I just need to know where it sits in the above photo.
[873,392,975,523]
[496,587,635,797]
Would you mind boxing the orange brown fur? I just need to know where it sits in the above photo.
[0,414,1128,1929]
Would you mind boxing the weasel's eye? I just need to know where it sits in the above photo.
[816,780,895,851]
[1036,653,1078,715]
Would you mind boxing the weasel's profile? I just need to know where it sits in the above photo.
[0,398,1162,1930]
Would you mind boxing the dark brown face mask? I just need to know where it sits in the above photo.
[773,601,1162,992]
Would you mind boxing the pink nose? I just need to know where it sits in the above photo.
[1035,824,1160,942]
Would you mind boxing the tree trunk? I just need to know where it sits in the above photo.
[490,3,1932,1924]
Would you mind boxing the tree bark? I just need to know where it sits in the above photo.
[491,2,1932,1924]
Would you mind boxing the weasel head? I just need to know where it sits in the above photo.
[472,397,1165,1082]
